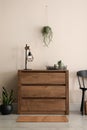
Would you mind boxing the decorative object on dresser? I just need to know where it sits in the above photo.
[24,44,34,70]
[18,70,69,115]
[46,60,67,70]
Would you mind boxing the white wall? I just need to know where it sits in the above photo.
[0,0,87,105]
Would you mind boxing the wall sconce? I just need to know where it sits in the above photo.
[25,44,34,70]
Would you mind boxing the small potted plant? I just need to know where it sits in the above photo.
[57,60,67,70]
[0,87,15,115]
[58,60,63,69]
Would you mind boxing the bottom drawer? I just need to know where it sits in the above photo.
[20,99,66,113]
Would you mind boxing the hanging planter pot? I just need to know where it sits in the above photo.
[42,26,53,47]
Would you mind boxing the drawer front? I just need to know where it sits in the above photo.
[20,72,66,84]
[21,86,65,98]
[20,99,66,112]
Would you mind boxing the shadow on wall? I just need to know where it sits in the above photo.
[0,71,18,102]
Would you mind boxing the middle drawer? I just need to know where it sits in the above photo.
[21,85,66,98]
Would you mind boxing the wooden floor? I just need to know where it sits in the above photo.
[16,115,68,122]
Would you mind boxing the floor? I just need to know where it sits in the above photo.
[0,111,87,130]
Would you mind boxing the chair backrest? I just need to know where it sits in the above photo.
[77,70,87,89]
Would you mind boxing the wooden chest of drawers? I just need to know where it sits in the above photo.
[18,70,69,114]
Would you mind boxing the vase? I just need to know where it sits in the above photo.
[0,104,13,115]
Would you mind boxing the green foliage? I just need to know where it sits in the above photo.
[0,87,15,105]
[58,60,63,68]
[42,26,53,47]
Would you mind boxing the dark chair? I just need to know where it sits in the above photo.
[77,70,87,115]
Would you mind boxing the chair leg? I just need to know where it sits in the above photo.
[80,90,85,115]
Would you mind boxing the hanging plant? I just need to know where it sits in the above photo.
[41,26,53,47]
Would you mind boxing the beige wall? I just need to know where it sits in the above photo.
[0,0,87,104]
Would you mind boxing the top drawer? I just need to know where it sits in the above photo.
[19,71,66,84]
